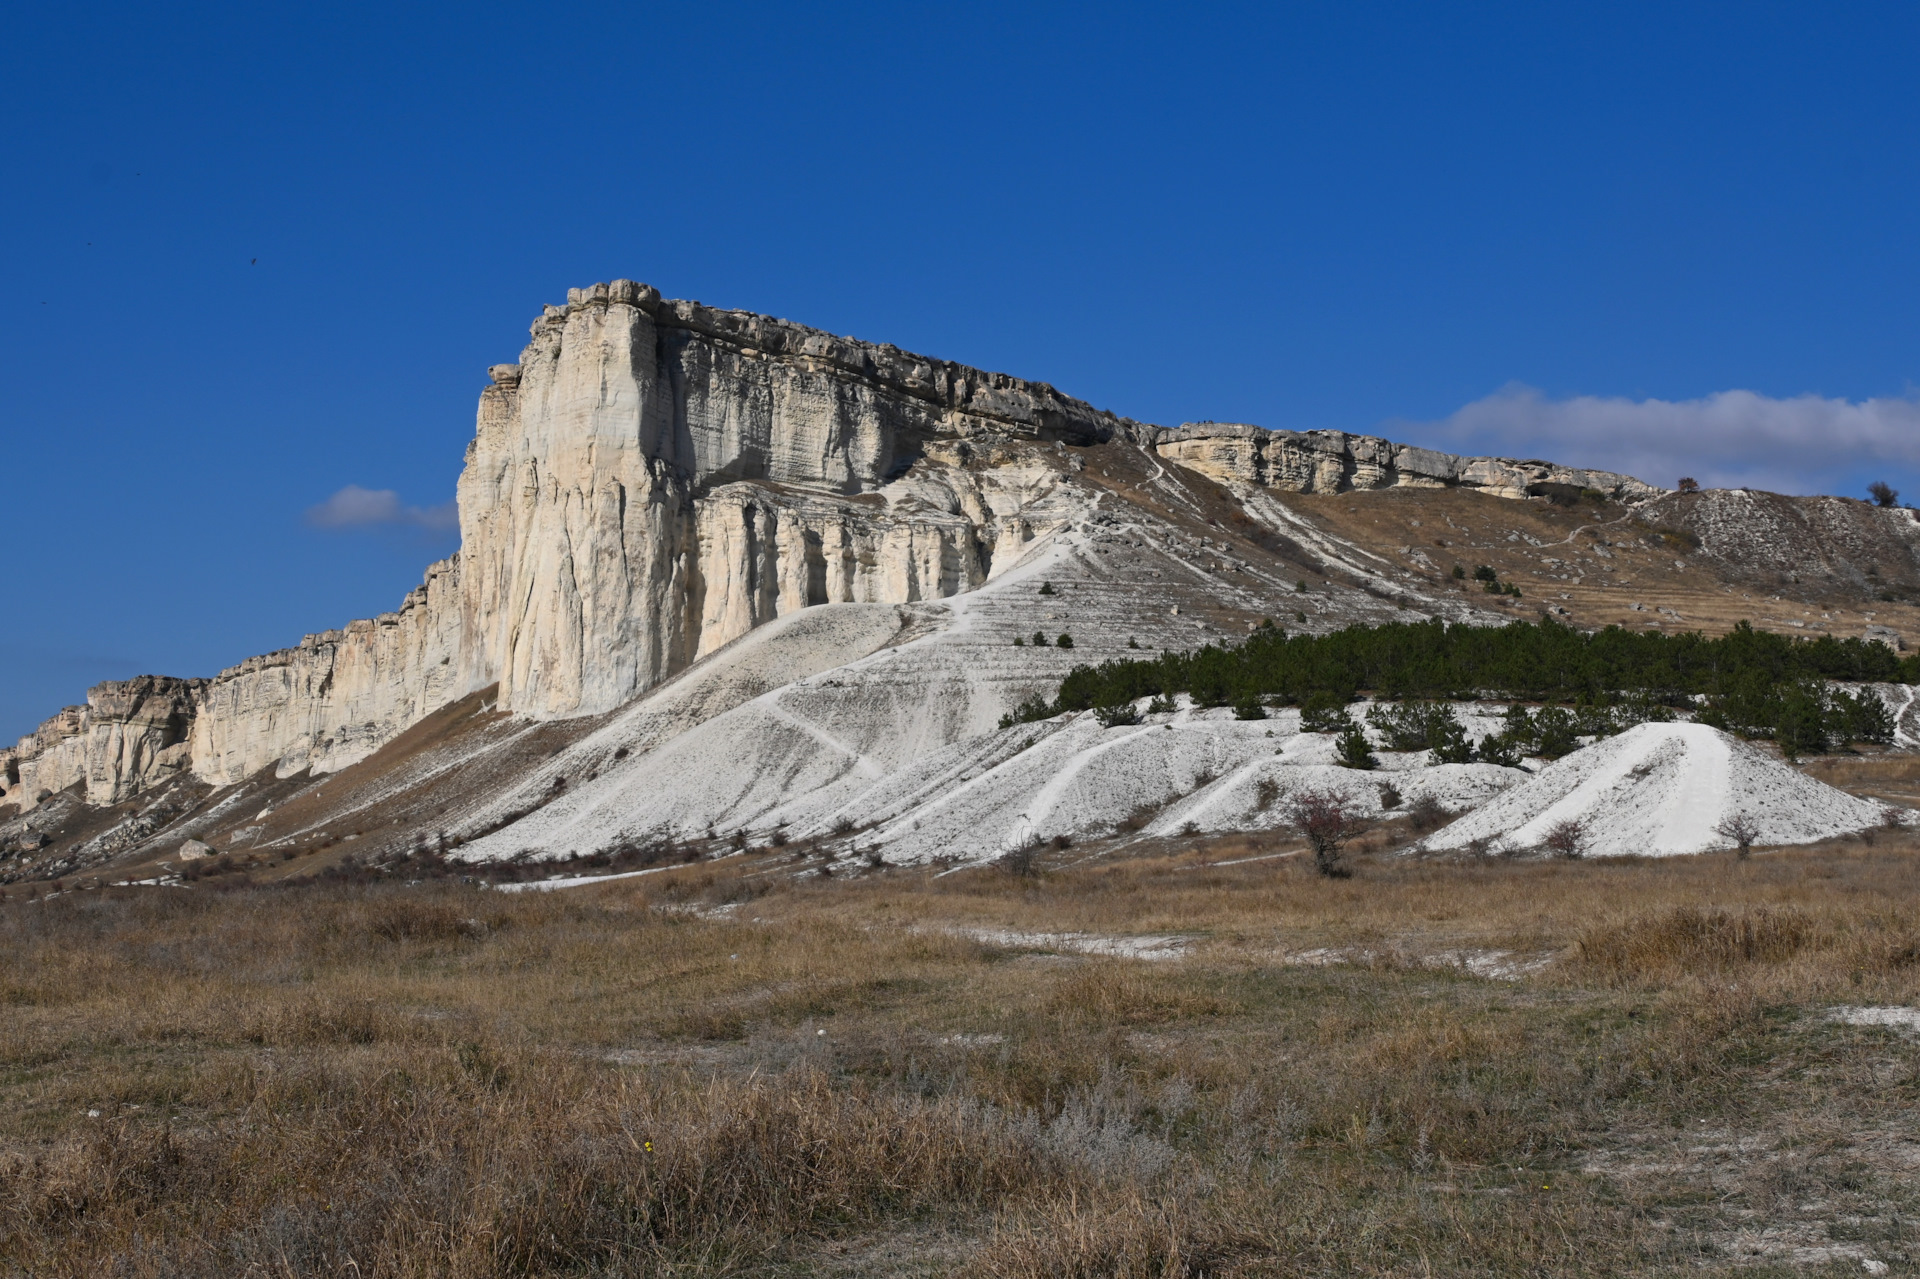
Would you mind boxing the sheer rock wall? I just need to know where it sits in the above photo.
[454,280,1127,717]
[5,281,1106,806]
[186,558,468,787]
[1,677,204,811]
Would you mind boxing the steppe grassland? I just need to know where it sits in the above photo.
[3,837,1919,1276]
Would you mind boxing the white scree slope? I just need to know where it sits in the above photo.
[1418,721,1893,858]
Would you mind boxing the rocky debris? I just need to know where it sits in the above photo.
[176,838,215,861]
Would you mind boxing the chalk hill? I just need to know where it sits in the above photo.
[1419,722,1894,858]
[5,282,1920,882]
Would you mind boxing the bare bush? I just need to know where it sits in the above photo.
[1543,819,1585,860]
[1287,789,1361,878]
[1405,793,1452,833]
[998,839,1043,878]
[1715,813,1760,859]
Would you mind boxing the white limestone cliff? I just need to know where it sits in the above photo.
[1151,421,1665,502]
[2,677,202,809]
[454,281,1127,718]
[186,557,467,787]
[4,280,1671,814]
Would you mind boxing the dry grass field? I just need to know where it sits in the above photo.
[3,830,1920,1277]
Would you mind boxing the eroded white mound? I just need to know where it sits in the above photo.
[824,709,1526,864]
[1419,721,1893,857]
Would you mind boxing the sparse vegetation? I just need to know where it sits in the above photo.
[997,839,1043,878]
[1543,818,1585,860]
[1715,812,1761,858]
[1405,792,1452,832]
[1287,788,1361,876]
[1869,479,1900,508]
[1649,524,1702,552]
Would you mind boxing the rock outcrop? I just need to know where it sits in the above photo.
[7,282,1125,805]
[7,280,1687,814]
[454,282,1135,718]
[187,558,467,787]
[1152,421,1665,502]
[1,676,203,810]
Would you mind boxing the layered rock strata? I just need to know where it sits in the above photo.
[186,557,467,787]
[1152,421,1665,503]
[8,282,1117,806]
[1,676,203,810]
[454,281,1134,718]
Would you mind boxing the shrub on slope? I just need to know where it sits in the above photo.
[1008,618,1904,750]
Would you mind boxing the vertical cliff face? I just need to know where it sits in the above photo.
[186,558,467,787]
[1,677,203,809]
[455,280,1125,718]
[4,280,1122,809]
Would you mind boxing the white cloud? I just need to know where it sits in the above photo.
[305,485,458,531]
[1400,384,1920,496]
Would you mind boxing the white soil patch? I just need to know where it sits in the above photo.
[1828,1005,1920,1034]
[494,865,680,893]
[1278,946,1552,980]
[943,926,1194,960]
[1418,721,1899,858]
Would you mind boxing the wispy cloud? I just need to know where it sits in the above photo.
[1396,385,1920,497]
[305,485,459,532]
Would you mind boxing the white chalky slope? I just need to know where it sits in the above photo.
[1419,721,1894,857]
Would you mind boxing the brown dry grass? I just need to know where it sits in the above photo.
[1290,484,1920,644]
[3,839,1920,1275]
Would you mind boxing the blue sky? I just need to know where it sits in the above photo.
[4,1,1918,739]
